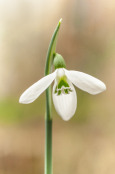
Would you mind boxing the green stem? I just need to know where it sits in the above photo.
[44,19,62,174]
[45,118,52,174]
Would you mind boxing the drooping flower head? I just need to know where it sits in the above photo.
[19,53,106,121]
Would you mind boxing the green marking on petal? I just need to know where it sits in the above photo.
[58,79,69,89]
[54,78,73,95]
[54,86,57,93]
[64,89,68,94]
[57,90,61,95]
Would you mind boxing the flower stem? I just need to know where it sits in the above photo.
[44,19,62,174]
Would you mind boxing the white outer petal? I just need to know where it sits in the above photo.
[19,71,56,104]
[52,80,77,121]
[64,69,106,95]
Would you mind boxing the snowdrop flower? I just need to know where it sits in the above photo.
[19,54,106,121]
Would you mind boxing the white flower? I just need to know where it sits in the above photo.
[19,68,106,121]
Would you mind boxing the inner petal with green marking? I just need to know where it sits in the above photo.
[55,69,72,95]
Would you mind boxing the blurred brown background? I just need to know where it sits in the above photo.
[0,0,114,174]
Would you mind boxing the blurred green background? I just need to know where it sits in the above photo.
[0,0,114,174]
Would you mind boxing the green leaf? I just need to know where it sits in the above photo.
[45,18,62,76]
